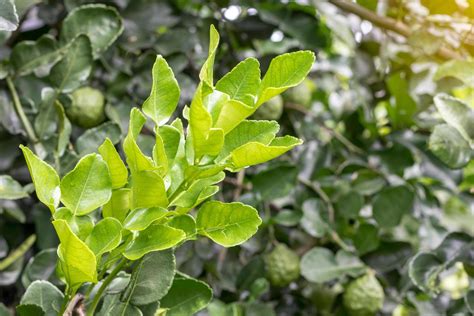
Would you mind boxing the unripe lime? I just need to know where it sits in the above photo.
[343,271,384,316]
[67,87,105,128]
[253,95,284,120]
[264,243,300,287]
[284,78,315,108]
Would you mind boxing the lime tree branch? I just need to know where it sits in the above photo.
[326,0,463,60]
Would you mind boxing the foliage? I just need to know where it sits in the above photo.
[0,0,473,315]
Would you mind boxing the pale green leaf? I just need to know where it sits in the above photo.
[130,170,168,209]
[49,34,93,93]
[230,136,302,169]
[196,201,262,247]
[142,55,180,125]
[123,207,168,231]
[53,208,94,241]
[257,51,315,106]
[121,249,175,306]
[102,188,130,223]
[20,145,60,213]
[0,0,18,31]
[153,132,168,176]
[123,224,185,260]
[213,99,255,135]
[54,101,72,157]
[85,218,122,256]
[167,215,196,239]
[61,4,123,59]
[199,25,219,91]
[434,93,474,144]
[435,59,474,86]
[429,124,472,169]
[171,171,224,209]
[52,219,97,290]
[98,138,128,189]
[60,153,112,216]
[19,281,63,315]
[215,57,261,106]
[0,175,29,200]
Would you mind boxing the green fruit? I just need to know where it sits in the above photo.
[67,87,106,128]
[392,304,417,316]
[253,95,283,120]
[265,243,300,287]
[284,78,315,107]
[343,272,384,316]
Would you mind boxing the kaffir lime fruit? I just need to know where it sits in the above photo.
[265,243,300,287]
[67,87,105,128]
[253,95,284,120]
[284,78,315,108]
[343,271,384,316]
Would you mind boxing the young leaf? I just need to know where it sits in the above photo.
[196,201,262,247]
[130,170,168,209]
[0,175,29,200]
[153,132,168,176]
[102,188,130,223]
[160,274,213,316]
[98,138,128,189]
[123,224,185,260]
[18,281,63,315]
[142,55,180,126]
[199,25,220,91]
[123,207,168,231]
[434,60,474,86]
[121,249,175,306]
[85,218,122,256]
[123,108,155,173]
[372,185,414,227]
[229,136,302,169]
[54,208,94,241]
[52,219,97,290]
[171,171,225,209]
[167,215,196,239]
[60,4,123,59]
[49,34,93,93]
[300,247,366,283]
[213,99,255,135]
[215,57,261,106]
[256,51,315,106]
[60,153,112,216]
[20,145,60,213]
[434,94,474,144]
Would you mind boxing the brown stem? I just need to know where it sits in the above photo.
[63,294,84,316]
[327,0,464,60]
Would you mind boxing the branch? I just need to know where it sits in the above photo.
[327,0,463,60]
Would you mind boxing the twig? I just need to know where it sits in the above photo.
[326,0,464,60]
[0,235,36,270]
[285,103,364,155]
[233,169,245,200]
[63,294,84,316]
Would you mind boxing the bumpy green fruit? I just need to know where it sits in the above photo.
[343,272,384,316]
[284,78,315,107]
[265,243,300,287]
[253,95,283,120]
[67,87,106,128]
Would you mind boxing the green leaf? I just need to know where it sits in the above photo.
[334,191,364,219]
[21,249,58,288]
[257,50,315,106]
[124,224,185,260]
[435,59,474,86]
[98,138,128,189]
[466,289,474,313]
[300,199,329,238]
[167,215,196,239]
[20,145,60,213]
[429,124,472,168]
[215,57,261,106]
[199,25,220,90]
[85,218,122,256]
[142,55,180,126]
[434,93,474,144]
[218,120,279,161]
[54,101,72,157]
[18,281,63,315]
[16,304,44,316]
[0,0,18,31]
[11,35,63,76]
[213,99,255,135]
[61,4,123,59]
[102,188,130,223]
[386,72,417,128]
[230,136,302,170]
[123,108,155,173]
[130,170,168,209]
[354,223,379,255]
[53,208,94,240]
[77,122,121,155]
[34,88,57,140]
[196,201,262,247]
[52,219,97,290]
[123,207,168,231]
[372,185,414,227]
[0,175,29,199]
[170,171,224,209]
[60,153,112,216]
[97,294,142,316]
[160,274,212,316]
[300,247,366,283]
[121,249,175,306]
[49,34,93,92]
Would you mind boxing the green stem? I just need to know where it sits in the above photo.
[59,286,76,315]
[6,77,38,143]
[0,235,36,270]
[87,258,127,315]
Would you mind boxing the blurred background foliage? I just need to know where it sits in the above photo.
[0,0,473,315]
